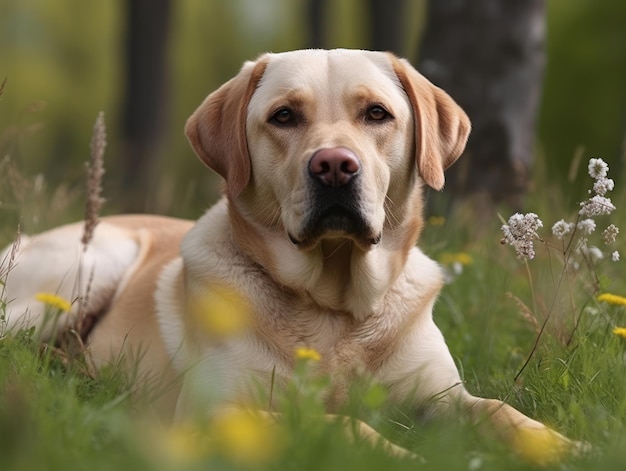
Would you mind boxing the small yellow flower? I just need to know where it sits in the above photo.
[512,426,570,465]
[162,422,210,464]
[212,410,282,465]
[190,285,251,338]
[439,252,473,266]
[428,216,446,226]
[613,327,626,339]
[294,346,321,362]
[34,292,72,312]
[597,293,626,307]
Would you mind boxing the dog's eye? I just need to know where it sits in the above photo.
[366,105,392,122]
[270,108,296,126]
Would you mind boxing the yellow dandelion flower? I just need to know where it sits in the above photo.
[294,346,321,362]
[512,426,570,465]
[162,422,210,464]
[190,285,251,338]
[613,327,626,339]
[428,216,446,226]
[597,293,626,307]
[212,410,282,465]
[455,253,473,265]
[34,292,72,312]
[439,252,473,266]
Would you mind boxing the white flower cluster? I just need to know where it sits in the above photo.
[593,178,614,196]
[551,219,574,240]
[502,212,543,259]
[602,224,619,245]
[555,157,619,262]
[587,157,608,179]
[577,218,596,235]
[580,158,616,216]
[579,195,616,217]
[503,158,620,263]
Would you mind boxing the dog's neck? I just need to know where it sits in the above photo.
[228,199,422,322]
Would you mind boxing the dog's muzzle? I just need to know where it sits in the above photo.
[288,147,381,249]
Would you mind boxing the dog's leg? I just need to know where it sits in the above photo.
[377,319,581,464]
[1,221,139,338]
[462,395,584,464]
[327,414,417,459]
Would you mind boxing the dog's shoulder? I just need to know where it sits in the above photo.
[402,247,445,300]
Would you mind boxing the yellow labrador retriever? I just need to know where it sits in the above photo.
[1,49,575,460]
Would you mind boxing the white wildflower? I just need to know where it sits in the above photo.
[577,218,596,235]
[602,224,619,245]
[579,195,615,217]
[551,220,574,240]
[501,212,543,260]
[589,246,603,261]
[611,251,620,262]
[592,177,614,196]
[588,158,609,180]
[579,245,603,262]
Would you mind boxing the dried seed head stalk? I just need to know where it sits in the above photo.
[0,225,21,300]
[81,112,107,249]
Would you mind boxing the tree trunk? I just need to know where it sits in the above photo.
[307,0,326,48]
[120,0,171,212]
[368,0,408,55]
[419,0,546,213]
[307,0,407,54]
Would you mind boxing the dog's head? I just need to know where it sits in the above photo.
[186,49,470,253]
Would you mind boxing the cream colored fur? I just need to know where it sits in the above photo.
[1,49,578,460]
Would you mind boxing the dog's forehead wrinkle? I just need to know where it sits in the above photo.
[260,50,400,102]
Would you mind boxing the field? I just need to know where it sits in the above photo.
[1,140,626,470]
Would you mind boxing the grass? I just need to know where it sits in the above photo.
[2,207,626,471]
[2,121,626,469]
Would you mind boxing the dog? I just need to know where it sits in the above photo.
[1,49,577,461]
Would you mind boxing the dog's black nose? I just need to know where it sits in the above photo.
[309,147,361,187]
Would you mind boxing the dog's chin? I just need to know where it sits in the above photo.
[288,208,381,251]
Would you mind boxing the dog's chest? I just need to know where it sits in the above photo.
[234,276,415,379]
[179,208,445,405]
[194,248,440,374]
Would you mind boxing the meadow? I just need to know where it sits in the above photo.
[1,114,626,470]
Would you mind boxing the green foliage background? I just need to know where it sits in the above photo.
[540,1,626,189]
[2,0,623,229]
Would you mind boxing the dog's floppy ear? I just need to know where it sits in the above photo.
[390,55,471,190]
[185,57,268,197]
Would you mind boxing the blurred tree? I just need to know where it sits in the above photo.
[419,0,546,214]
[308,0,325,49]
[307,0,407,55]
[368,0,407,54]
[121,0,171,212]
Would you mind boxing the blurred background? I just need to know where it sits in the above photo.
[0,0,625,232]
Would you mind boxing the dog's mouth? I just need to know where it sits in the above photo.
[287,159,383,251]
[289,205,381,250]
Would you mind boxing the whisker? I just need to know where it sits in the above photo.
[384,194,401,230]
[319,239,349,259]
